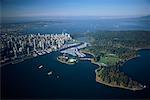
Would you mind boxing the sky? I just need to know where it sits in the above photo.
[1,0,150,18]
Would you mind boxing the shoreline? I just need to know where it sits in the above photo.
[80,49,145,91]
[95,73,143,91]
[1,46,148,91]
[0,55,34,67]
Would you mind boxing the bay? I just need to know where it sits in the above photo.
[1,50,150,99]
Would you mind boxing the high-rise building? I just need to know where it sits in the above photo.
[27,47,30,55]
[42,41,45,50]
[33,39,36,51]
[13,47,17,58]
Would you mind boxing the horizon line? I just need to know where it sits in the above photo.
[1,14,150,19]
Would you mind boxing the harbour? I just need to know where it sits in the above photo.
[1,49,150,99]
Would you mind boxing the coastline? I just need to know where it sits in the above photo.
[80,49,145,91]
[95,73,143,91]
[1,46,148,91]
[0,55,34,67]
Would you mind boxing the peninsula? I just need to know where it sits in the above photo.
[79,31,150,91]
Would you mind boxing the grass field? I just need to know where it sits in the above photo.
[99,54,120,66]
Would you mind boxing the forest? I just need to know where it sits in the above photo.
[82,31,150,90]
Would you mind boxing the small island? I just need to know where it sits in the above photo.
[57,55,78,65]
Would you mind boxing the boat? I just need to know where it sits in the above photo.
[38,65,43,69]
[33,53,38,57]
[38,52,42,55]
[48,71,53,75]
[57,76,59,78]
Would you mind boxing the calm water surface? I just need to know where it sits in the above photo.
[1,50,150,99]
[21,19,150,34]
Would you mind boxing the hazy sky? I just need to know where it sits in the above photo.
[1,0,150,18]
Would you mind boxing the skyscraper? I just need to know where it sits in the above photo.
[27,47,30,55]
[33,39,36,51]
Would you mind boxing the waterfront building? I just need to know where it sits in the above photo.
[33,39,36,51]
[0,33,73,65]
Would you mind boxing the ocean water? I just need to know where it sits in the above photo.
[1,50,150,99]
[18,18,150,34]
[120,49,150,85]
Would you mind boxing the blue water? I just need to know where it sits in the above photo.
[20,18,150,34]
[120,49,150,85]
[1,50,150,99]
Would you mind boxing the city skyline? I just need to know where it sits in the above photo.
[1,0,150,18]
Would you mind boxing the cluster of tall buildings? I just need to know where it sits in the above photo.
[0,33,72,64]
